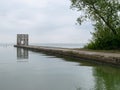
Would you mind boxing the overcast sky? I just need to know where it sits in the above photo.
[0,0,93,44]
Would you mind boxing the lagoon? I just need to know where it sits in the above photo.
[0,44,120,90]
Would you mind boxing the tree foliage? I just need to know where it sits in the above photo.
[70,0,120,49]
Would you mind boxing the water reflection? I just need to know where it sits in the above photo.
[17,48,29,62]
[35,51,120,90]
[0,46,120,90]
[93,66,120,90]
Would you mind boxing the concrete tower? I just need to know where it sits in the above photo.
[17,34,29,46]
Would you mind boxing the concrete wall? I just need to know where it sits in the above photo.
[17,34,29,46]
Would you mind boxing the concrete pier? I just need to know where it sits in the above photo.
[14,45,120,66]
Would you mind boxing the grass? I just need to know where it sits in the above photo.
[74,48,120,54]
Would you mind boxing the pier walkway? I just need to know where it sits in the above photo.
[14,45,120,66]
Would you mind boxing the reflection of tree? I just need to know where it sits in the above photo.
[93,66,120,90]
[27,49,120,90]
[76,88,82,90]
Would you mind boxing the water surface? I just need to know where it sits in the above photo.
[0,45,120,90]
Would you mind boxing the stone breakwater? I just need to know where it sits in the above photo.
[14,45,120,66]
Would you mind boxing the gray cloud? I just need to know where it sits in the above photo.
[0,0,93,43]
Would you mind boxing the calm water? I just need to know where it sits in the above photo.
[0,45,120,90]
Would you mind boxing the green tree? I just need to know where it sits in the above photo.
[71,0,120,35]
[70,0,120,49]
